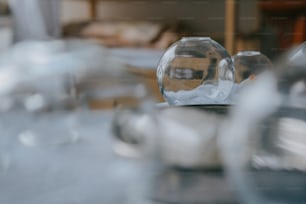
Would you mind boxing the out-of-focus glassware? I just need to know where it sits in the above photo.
[220,43,306,204]
[112,104,225,167]
[9,0,61,42]
[0,39,157,204]
[232,51,272,83]
[157,37,235,105]
[157,106,225,168]
[285,42,305,66]
[0,40,99,158]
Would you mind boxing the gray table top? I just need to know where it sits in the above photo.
[152,168,238,204]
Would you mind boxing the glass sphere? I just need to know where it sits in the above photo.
[220,44,306,204]
[232,51,272,83]
[157,37,235,105]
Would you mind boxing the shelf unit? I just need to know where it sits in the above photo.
[85,0,238,54]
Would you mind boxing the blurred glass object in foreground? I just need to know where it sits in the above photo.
[285,42,306,67]
[157,37,235,105]
[0,39,116,110]
[113,104,225,168]
[9,0,61,42]
[113,102,236,204]
[220,42,306,203]
[0,39,157,204]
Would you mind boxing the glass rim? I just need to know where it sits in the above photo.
[181,37,212,41]
[236,51,261,56]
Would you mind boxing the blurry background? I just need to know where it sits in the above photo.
[0,0,305,102]
[0,1,304,54]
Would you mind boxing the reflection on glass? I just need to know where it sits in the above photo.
[157,37,235,105]
[232,51,272,83]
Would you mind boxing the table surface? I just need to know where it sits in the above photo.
[0,112,151,204]
[3,108,305,203]
[0,109,241,204]
[152,168,239,204]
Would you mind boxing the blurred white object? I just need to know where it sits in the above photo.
[0,39,157,204]
[9,0,61,42]
[220,42,306,203]
[0,27,12,54]
[113,106,224,169]
[158,107,222,168]
[0,39,127,111]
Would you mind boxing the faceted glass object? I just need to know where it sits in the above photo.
[157,37,235,105]
[220,43,306,204]
[232,51,272,83]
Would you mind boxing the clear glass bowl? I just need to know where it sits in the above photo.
[157,37,235,105]
[220,44,306,204]
[232,51,272,83]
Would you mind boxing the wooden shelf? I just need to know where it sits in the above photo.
[258,0,306,13]
[258,0,306,48]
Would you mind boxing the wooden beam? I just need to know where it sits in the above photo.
[89,0,97,20]
[293,15,306,45]
[225,0,237,55]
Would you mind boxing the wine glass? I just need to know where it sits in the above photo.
[157,37,235,105]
